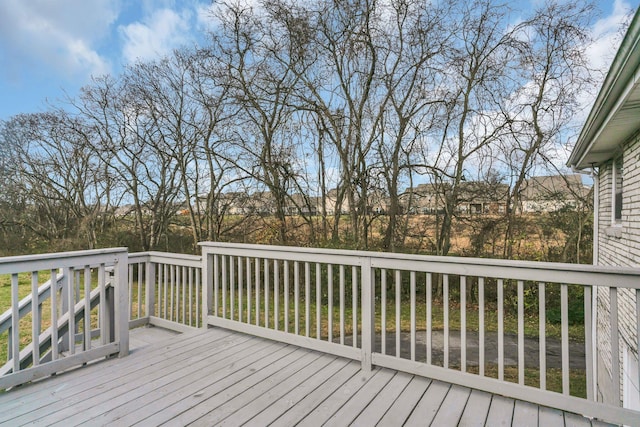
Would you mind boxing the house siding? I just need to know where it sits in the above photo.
[596,137,640,407]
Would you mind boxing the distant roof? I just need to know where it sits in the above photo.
[568,8,640,169]
[520,175,589,200]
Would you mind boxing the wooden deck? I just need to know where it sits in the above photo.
[0,327,613,426]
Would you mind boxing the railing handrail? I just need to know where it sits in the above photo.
[0,248,128,275]
[199,242,640,288]
[129,251,201,268]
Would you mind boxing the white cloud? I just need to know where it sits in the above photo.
[587,0,636,72]
[569,0,636,126]
[196,3,217,32]
[119,8,193,64]
[0,0,116,79]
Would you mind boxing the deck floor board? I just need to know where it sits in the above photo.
[243,357,352,426]
[431,384,472,426]
[189,351,331,426]
[511,400,539,427]
[22,330,251,426]
[403,380,451,426]
[376,375,431,426]
[268,360,363,426]
[485,395,515,426]
[89,337,285,425]
[352,371,413,426]
[143,344,303,426]
[0,328,233,424]
[314,367,396,426]
[0,326,609,426]
[0,327,228,421]
[458,389,492,427]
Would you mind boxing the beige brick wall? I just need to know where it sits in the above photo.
[596,137,640,406]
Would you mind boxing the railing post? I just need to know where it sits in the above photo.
[202,250,213,329]
[105,273,115,344]
[145,257,156,319]
[59,269,70,353]
[584,284,595,401]
[114,251,129,357]
[361,256,374,371]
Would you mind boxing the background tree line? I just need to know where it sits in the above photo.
[0,0,598,261]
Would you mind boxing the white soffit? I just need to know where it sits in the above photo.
[579,76,640,167]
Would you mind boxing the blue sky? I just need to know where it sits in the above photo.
[0,0,638,122]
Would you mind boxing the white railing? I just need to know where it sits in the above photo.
[0,248,129,390]
[200,242,640,426]
[3,245,637,424]
[201,244,365,362]
[127,252,202,332]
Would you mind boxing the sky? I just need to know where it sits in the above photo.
[0,0,639,123]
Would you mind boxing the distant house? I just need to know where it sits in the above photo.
[284,193,319,216]
[456,181,509,215]
[400,183,440,214]
[194,192,249,215]
[217,192,247,215]
[365,190,389,215]
[400,181,508,215]
[518,175,591,213]
[567,8,640,410]
[325,188,349,216]
[114,204,135,218]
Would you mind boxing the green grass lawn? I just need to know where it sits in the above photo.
[215,294,585,342]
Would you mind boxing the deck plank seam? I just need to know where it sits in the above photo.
[140,344,307,426]
[81,340,297,426]
[95,339,289,425]
[191,349,330,425]
[357,371,415,426]
[294,366,382,426]
[0,327,227,406]
[0,330,253,422]
[107,340,296,426]
[426,382,453,427]
[203,354,341,426]
[12,334,275,426]
[322,368,397,426]
[267,360,364,426]
[394,377,433,426]
[243,357,353,426]
[375,376,433,426]
[374,374,421,426]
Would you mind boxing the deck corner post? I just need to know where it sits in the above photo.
[361,256,375,371]
[115,250,129,357]
[145,257,156,319]
[202,247,214,329]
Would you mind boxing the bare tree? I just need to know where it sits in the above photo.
[275,0,389,248]
[73,75,181,251]
[375,0,450,251]
[501,0,595,258]
[185,47,241,243]
[211,1,307,244]
[122,48,238,250]
[424,0,518,256]
[0,112,110,249]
